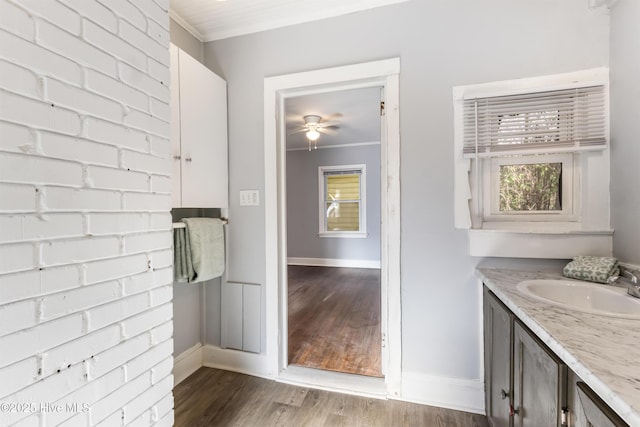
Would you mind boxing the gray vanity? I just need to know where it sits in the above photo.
[479,268,640,427]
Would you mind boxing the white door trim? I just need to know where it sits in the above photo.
[263,58,402,397]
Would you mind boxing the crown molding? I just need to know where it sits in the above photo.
[169,8,204,42]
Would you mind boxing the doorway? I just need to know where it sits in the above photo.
[283,86,383,377]
[263,58,401,396]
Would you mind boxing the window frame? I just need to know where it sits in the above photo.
[482,152,577,223]
[317,164,367,238]
[452,68,612,258]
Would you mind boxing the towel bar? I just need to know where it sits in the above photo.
[172,218,228,229]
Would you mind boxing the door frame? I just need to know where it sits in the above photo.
[263,58,401,396]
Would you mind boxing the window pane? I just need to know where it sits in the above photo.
[326,174,360,201]
[499,162,562,211]
[326,201,360,231]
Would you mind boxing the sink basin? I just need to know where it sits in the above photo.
[517,279,640,319]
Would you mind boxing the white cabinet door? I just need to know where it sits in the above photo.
[170,44,229,209]
[170,44,182,207]
[177,48,228,208]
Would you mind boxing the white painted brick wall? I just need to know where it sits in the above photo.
[0,0,174,425]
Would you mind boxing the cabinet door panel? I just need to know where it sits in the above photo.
[170,44,182,207]
[513,322,565,427]
[576,382,628,427]
[178,50,228,208]
[484,288,511,427]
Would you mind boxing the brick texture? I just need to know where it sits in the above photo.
[0,0,174,424]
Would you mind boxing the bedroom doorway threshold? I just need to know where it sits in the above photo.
[278,365,387,399]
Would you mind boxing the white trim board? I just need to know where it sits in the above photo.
[264,58,402,397]
[401,371,485,415]
[287,257,380,269]
[173,342,204,386]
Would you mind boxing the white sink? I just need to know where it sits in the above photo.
[517,279,640,319]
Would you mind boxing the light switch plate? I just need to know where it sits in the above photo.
[239,190,259,206]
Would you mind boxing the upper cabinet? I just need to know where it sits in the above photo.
[170,43,228,208]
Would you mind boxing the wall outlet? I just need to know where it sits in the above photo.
[239,190,259,206]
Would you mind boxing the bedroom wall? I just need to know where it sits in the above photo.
[202,0,609,407]
[286,144,381,265]
[610,0,640,265]
[0,0,174,424]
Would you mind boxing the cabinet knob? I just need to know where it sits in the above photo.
[500,389,509,400]
[173,155,181,160]
[509,404,519,416]
[185,157,192,162]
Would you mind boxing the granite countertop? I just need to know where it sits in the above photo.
[478,267,640,426]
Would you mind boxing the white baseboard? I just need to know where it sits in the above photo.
[173,342,203,386]
[401,371,485,415]
[287,257,380,269]
[202,344,275,379]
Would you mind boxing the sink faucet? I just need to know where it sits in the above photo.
[619,265,640,298]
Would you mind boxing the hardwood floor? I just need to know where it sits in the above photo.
[287,266,381,377]
[174,367,489,427]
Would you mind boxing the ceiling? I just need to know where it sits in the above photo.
[169,0,410,42]
[284,87,382,151]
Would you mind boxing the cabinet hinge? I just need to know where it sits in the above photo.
[380,101,385,116]
[561,406,569,426]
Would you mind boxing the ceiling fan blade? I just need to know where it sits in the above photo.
[287,128,307,135]
[319,127,338,136]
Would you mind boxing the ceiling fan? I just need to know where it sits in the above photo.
[288,114,340,151]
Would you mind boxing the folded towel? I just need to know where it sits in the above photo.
[182,217,225,283]
[173,226,195,283]
[563,256,619,284]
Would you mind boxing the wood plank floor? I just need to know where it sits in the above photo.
[287,266,381,377]
[174,367,489,427]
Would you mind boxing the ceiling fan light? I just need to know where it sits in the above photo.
[306,129,320,141]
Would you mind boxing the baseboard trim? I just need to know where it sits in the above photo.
[174,342,203,386]
[287,257,381,269]
[401,371,485,415]
[202,344,274,379]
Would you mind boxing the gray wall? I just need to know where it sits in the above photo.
[286,145,381,262]
[611,0,640,265]
[170,18,203,62]
[203,0,609,380]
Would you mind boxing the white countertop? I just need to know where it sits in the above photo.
[478,267,640,427]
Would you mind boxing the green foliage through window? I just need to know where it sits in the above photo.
[499,163,562,211]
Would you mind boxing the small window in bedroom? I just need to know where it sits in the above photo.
[318,165,367,238]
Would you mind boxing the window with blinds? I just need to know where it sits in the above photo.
[463,85,607,158]
[318,165,367,236]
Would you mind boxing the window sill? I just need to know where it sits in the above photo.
[468,229,613,258]
[318,231,368,239]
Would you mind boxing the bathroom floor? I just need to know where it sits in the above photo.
[173,367,489,426]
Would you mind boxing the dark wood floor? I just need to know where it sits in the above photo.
[174,367,489,427]
[287,266,382,377]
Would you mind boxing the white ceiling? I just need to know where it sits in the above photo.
[284,87,382,151]
[169,0,410,42]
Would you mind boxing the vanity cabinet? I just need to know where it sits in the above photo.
[571,379,628,427]
[483,287,512,427]
[484,288,567,427]
[512,321,567,427]
[170,43,228,208]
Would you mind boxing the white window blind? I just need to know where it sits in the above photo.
[463,85,607,158]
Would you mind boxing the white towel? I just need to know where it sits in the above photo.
[181,218,225,283]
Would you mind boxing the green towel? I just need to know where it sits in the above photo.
[563,256,619,284]
[173,227,195,283]
[182,218,225,283]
